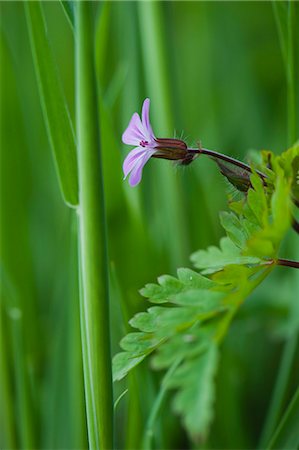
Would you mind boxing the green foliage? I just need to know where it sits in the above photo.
[113,146,298,441]
[168,344,219,442]
[2,2,298,449]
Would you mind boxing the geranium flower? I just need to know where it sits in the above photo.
[122,98,157,187]
[122,98,195,186]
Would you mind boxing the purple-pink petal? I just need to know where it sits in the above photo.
[129,150,155,187]
[141,98,155,142]
[123,147,146,178]
[122,112,145,146]
[122,98,157,186]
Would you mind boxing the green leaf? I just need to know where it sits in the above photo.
[212,158,252,192]
[170,289,224,307]
[247,171,268,227]
[176,268,215,288]
[219,211,248,248]
[151,327,214,371]
[191,237,260,274]
[113,352,146,382]
[113,146,297,444]
[120,332,161,354]
[25,1,78,206]
[129,308,160,333]
[167,344,219,442]
[140,269,215,303]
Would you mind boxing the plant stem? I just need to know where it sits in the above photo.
[266,385,299,450]
[276,258,299,269]
[258,338,297,449]
[189,147,267,180]
[75,3,113,449]
[142,358,182,450]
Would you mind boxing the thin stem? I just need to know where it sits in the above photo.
[142,358,182,450]
[188,147,267,180]
[276,258,299,269]
[75,3,113,449]
[266,385,299,450]
[258,339,297,448]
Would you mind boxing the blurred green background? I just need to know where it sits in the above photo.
[1,1,298,449]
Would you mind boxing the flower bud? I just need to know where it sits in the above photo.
[153,138,198,165]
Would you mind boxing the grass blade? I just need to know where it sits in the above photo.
[266,386,299,450]
[25,1,78,206]
[258,336,297,448]
[60,0,75,30]
[142,358,181,450]
[273,1,296,145]
[0,301,17,449]
[75,2,113,449]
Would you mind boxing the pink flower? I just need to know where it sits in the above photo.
[122,98,157,187]
[122,98,195,186]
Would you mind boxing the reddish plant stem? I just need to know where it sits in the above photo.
[188,147,268,180]
[276,258,299,269]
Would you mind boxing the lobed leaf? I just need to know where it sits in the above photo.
[140,269,215,302]
[191,237,260,274]
[113,352,146,382]
[113,146,297,442]
[167,344,219,442]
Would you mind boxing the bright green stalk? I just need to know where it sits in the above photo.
[25,1,78,206]
[75,2,113,449]
[68,216,88,449]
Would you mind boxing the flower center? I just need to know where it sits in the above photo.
[140,140,149,147]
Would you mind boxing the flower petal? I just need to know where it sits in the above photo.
[123,147,146,179]
[141,98,155,142]
[122,112,145,146]
[129,150,156,187]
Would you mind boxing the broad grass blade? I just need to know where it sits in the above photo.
[25,1,78,207]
